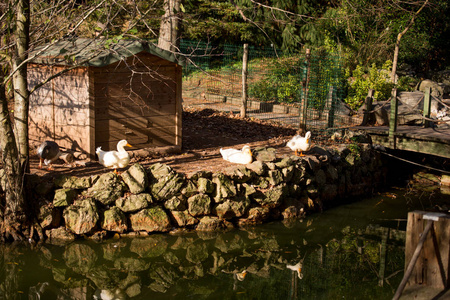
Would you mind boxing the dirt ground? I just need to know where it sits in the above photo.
[29,107,305,178]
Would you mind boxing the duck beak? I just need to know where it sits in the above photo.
[126,143,132,147]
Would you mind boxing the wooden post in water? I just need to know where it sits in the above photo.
[393,211,450,299]
[240,44,249,118]
[423,87,431,128]
[361,89,374,126]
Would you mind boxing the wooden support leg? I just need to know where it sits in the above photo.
[392,220,434,300]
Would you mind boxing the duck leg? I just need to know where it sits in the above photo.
[38,158,44,169]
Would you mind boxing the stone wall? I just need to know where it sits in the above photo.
[26,144,387,242]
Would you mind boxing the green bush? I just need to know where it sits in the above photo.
[344,60,395,111]
[248,56,304,103]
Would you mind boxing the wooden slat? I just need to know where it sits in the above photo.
[94,96,176,108]
[95,126,176,142]
[95,103,177,119]
[97,130,176,150]
[93,83,176,99]
[96,115,175,131]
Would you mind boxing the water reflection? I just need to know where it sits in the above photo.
[286,260,303,279]
[1,188,447,299]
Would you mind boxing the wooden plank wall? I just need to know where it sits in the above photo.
[28,64,92,156]
[93,52,182,151]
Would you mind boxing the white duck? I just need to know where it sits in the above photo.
[220,145,253,164]
[286,131,311,157]
[37,141,61,170]
[96,140,132,171]
[286,261,303,279]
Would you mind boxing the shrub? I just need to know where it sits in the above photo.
[248,56,304,103]
[344,60,395,111]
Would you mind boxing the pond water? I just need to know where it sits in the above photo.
[1,185,449,300]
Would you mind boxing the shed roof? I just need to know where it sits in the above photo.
[30,38,184,67]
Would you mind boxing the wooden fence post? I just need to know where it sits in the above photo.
[240,44,249,118]
[327,86,336,128]
[299,49,311,133]
[389,88,398,143]
[361,89,374,126]
[423,87,431,128]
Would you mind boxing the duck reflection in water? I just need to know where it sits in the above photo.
[93,288,126,300]
[221,269,248,291]
[28,282,49,300]
[286,261,303,279]
[233,270,248,291]
[234,270,248,282]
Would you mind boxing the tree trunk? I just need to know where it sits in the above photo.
[390,0,429,83]
[12,0,30,173]
[0,0,30,241]
[0,77,27,242]
[158,0,181,52]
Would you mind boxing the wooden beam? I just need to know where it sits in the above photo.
[369,133,450,159]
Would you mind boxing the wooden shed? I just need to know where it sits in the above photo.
[28,38,183,159]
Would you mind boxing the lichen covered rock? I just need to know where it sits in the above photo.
[129,207,171,233]
[87,173,126,205]
[187,194,212,217]
[212,174,236,203]
[53,188,77,207]
[121,163,148,194]
[196,216,227,231]
[101,207,128,233]
[214,197,250,219]
[116,193,152,213]
[54,175,93,189]
[170,210,199,227]
[63,199,99,235]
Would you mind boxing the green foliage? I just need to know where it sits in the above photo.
[344,61,395,111]
[248,57,304,103]
[396,75,418,92]
[348,140,361,159]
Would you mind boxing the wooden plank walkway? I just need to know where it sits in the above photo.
[356,125,450,159]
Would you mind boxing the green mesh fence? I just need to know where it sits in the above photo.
[180,40,361,132]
